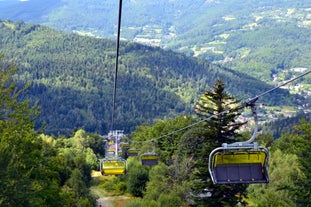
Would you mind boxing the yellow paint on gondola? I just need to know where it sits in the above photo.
[141,152,158,166]
[209,148,269,184]
[120,142,130,147]
[127,148,139,156]
[212,151,267,167]
[102,160,126,175]
[141,154,158,161]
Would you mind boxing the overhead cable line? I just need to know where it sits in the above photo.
[111,0,123,131]
[245,69,311,104]
[144,69,311,143]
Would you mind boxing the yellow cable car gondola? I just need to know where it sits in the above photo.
[120,142,130,149]
[102,158,127,175]
[106,149,115,158]
[141,152,158,166]
[208,99,269,184]
[209,145,269,184]
[127,148,139,157]
[141,140,158,166]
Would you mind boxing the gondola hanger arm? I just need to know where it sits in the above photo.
[223,101,259,149]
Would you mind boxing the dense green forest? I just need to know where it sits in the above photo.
[1,63,310,206]
[262,112,311,138]
[1,0,311,81]
[0,59,99,206]
[0,20,300,136]
[0,1,311,206]
[121,81,311,206]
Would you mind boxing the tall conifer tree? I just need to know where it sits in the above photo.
[188,79,247,206]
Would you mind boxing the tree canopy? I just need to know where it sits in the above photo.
[0,56,97,206]
[0,19,298,135]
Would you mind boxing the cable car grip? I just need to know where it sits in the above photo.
[223,97,259,149]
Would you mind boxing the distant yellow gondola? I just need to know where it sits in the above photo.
[141,152,158,166]
[120,142,130,148]
[102,159,127,175]
[140,139,159,166]
[106,149,115,158]
[127,148,139,157]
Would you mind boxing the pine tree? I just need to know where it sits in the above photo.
[188,79,247,206]
[292,120,311,206]
[195,79,245,144]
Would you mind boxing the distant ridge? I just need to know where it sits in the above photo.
[1,0,311,81]
[0,20,301,135]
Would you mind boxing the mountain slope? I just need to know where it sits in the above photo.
[0,0,62,22]
[0,20,299,135]
[1,0,311,81]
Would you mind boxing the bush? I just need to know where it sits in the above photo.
[157,192,183,207]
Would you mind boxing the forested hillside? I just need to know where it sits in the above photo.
[0,20,299,135]
[0,61,100,206]
[0,2,311,206]
[1,0,311,81]
[114,80,311,206]
[262,112,311,138]
[2,60,310,206]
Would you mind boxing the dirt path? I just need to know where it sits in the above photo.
[92,171,131,207]
[97,196,131,207]
[97,197,113,207]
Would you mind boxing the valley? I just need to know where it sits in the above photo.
[2,19,305,136]
[1,0,311,82]
[0,1,311,206]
